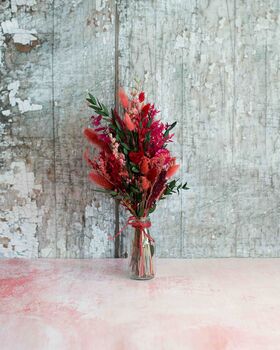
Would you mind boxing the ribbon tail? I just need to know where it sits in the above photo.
[108,216,135,241]
[108,222,128,241]
[143,230,154,243]
[139,229,144,277]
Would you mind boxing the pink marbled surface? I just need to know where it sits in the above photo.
[0,259,279,350]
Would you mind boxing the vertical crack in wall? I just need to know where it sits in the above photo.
[226,0,236,164]
[114,0,121,258]
[51,0,58,258]
[264,30,268,156]
[233,0,237,256]
[180,53,184,258]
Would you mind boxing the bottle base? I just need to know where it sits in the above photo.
[130,274,155,280]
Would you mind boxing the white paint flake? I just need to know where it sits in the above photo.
[174,31,188,50]
[13,32,37,45]
[7,80,42,113]
[1,18,37,45]
[96,0,106,11]
[11,0,37,13]
[2,110,11,116]
[1,18,19,34]
[84,202,113,258]
[219,17,226,29]
[0,35,5,67]
[0,161,41,258]
[8,80,20,107]
[17,99,42,113]
[1,161,41,196]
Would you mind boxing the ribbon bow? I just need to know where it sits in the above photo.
[108,216,154,257]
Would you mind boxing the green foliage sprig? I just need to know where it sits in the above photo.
[86,93,110,118]
[161,179,189,199]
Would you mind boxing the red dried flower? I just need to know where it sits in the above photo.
[147,170,167,208]
[139,91,145,103]
[141,103,150,118]
[129,151,144,164]
[146,167,158,183]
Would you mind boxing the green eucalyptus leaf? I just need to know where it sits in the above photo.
[168,121,177,131]
[88,93,96,104]
[115,119,122,130]
[86,93,109,117]
[163,130,169,138]
[131,166,140,173]
[130,185,140,193]
[121,142,130,150]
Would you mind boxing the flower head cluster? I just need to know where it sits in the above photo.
[83,87,188,218]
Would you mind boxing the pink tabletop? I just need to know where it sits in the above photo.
[0,258,279,350]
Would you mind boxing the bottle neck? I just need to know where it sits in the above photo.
[132,216,150,225]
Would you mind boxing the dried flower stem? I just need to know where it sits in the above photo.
[129,227,154,279]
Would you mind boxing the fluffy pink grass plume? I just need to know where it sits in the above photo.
[89,171,113,190]
[124,113,135,131]
[166,164,180,179]
[119,88,129,109]
[83,148,94,167]
[83,128,108,151]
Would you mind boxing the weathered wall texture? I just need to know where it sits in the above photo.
[0,0,279,258]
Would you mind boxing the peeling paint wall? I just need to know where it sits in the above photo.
[0,0,279,258]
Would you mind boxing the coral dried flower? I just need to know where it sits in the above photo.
[89,171,113,190]
[141,176,151,191]
[140,157,149,174]
[166,164,180,179]
[119,88,129,109]
[124,113,135,131]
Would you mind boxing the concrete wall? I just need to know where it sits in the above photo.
[1,0,279,258]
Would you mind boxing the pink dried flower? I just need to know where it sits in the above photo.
[91,115,102,127]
